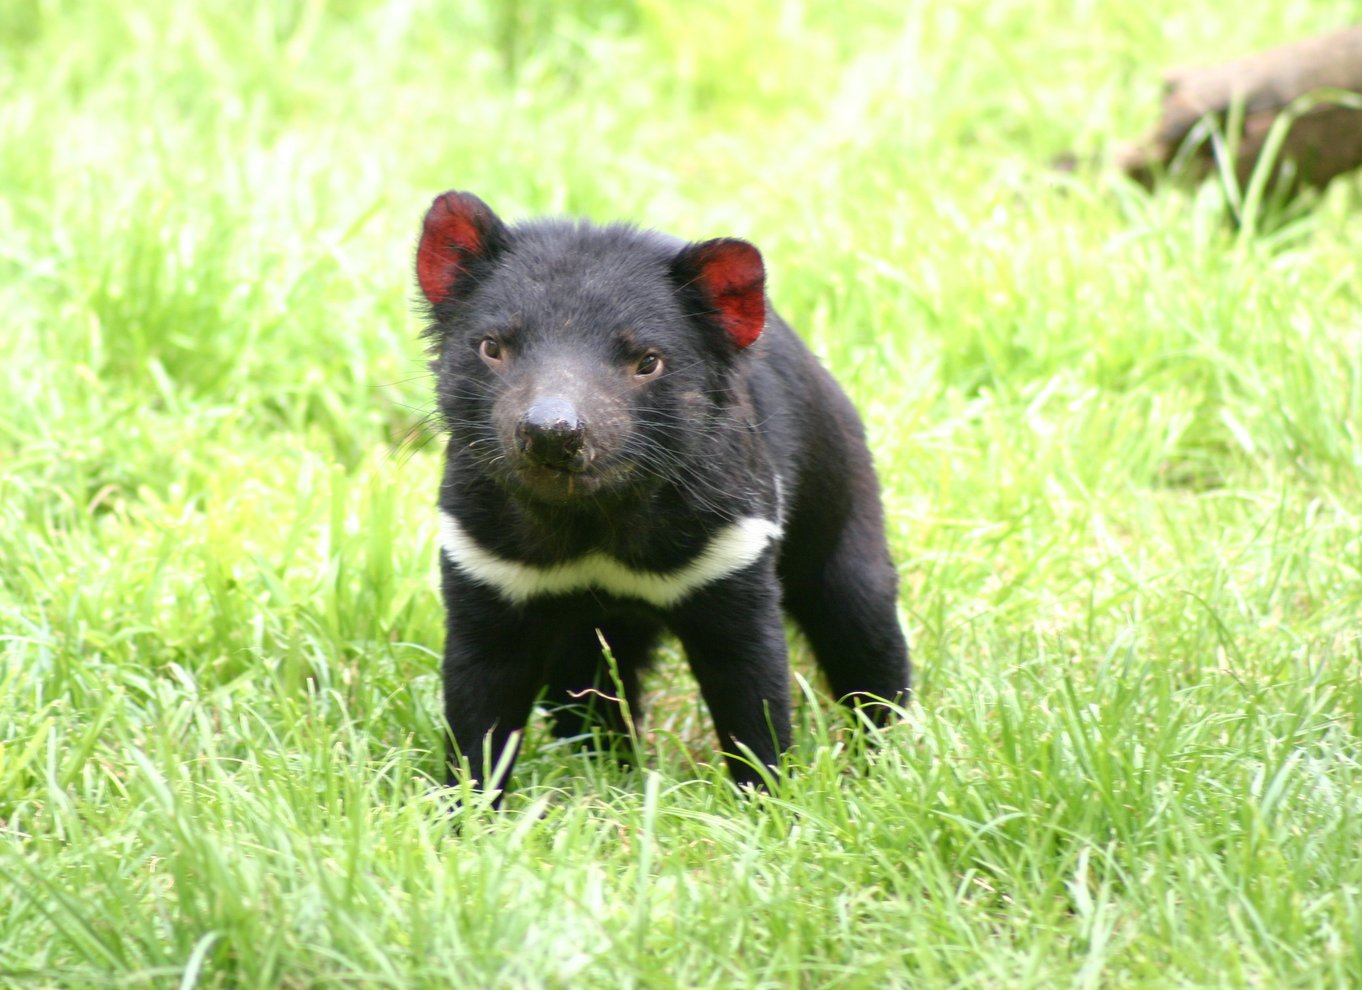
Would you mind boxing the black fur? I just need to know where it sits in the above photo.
[417,191,910,795]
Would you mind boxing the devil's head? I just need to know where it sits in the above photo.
[417,191,769,508]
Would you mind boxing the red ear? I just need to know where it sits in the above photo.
[416,191,507,305]
[673,238,767,349]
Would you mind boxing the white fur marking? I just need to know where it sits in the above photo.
[438,510,782,606]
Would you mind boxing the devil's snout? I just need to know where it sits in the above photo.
[515,397,588,470]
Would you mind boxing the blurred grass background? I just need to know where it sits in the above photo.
[1,1,1360,986]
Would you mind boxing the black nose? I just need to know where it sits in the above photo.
[515,397,587,469]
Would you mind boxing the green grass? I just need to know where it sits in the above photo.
[2,0,1361,986]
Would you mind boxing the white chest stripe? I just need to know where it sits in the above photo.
[438,510,782,607]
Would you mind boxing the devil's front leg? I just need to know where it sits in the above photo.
[440,573,553,795]
[669,561,791,788]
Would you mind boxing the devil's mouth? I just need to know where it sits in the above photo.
[510,460,603,501]
[466,435,641,504]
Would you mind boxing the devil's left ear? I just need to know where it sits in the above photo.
[416,190,510,305]
[671,238,767,349]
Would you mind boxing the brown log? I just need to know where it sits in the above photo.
[1107,27,1362,192]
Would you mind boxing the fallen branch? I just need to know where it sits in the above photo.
[1092,27,1362,193]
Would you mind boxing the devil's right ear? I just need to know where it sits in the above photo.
[416,191,509,305]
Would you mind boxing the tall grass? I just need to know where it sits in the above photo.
[2,0,1360,986]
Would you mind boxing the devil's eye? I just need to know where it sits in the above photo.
[478,337,502,362]
[634,352,663,378]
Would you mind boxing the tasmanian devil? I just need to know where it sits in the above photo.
[416,190,910,795]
